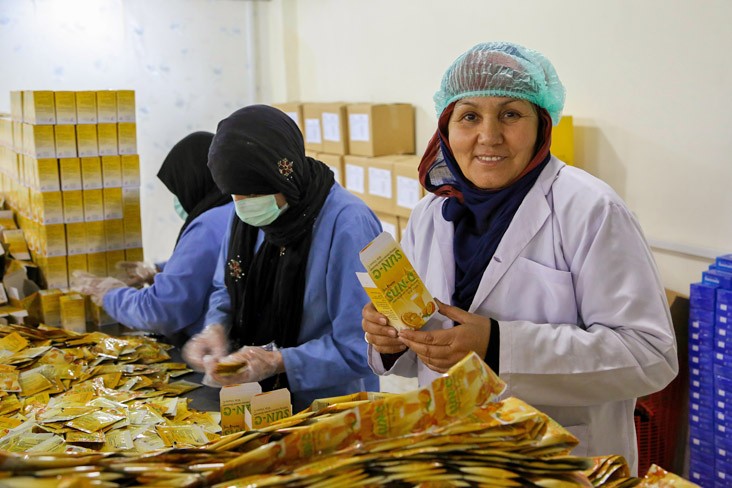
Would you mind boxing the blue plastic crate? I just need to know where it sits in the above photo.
[714,364,732,380]
[715,314,732,329]
[691,328,716,343]
[716,254,732,271]
[703,269,732,289]
[690,412,715,432]
[718,288,732,305]
[718,327,732,343]
[713,350,732,369]
[692,309,716,324]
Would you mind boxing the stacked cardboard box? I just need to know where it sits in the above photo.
[0,89,143,290]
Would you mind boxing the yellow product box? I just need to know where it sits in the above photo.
[54,125,77,158]
[123,217,142,249]
[375,211,399,243]
[320,103,349,155]
[12,120,22,152]
[272,102,302,133]
[65,222,87,255]
[121,154,140,187]
[76,124,98,157]
[75,91,97,124]
[393,155,424,218]
[96,91,117,123]
[551,115,575,166]
[101,155,122,187]
[220,382,262,435]
[33,157,61,192]
[66,254,88,281]
[34,190,64,224]
[343,155,368,197]
[96,123,118,156]
[125,247,144,261]
[85,221,106,253]
[0,210,17,230]
[317,153,343,186]
[1,229,31,261]
[117,123,137,155]
[59,157,82,191]
[80,156,103,189]
[82,188,104,221]
[104,219,125,251]
[62,189,85,223]
[103,187,123,219]
[40,255,69,289]
[122,187,142,247]
[247,388,292,430]
[346,103,415,157]
[10,91,23,122]
[0,118,12,147]
[54,91,77,125]
[86,251,107,276]
[40,223,67,257]
[23,90,56,125]
[301,103,323,152]
[358,231,437,331]
[116,90,136,122]
[23,123,56,158]
[106,250,126,274]
[89,300,117,327]
[59,293,86,333]
[38,289,63,327]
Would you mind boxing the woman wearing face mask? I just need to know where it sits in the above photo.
[182,105,381,412]
[72,132,233,344]
[362,42,677,474]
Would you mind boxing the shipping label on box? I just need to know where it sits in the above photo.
[96,91,117,123]
[101,156,122,187]
[76,125,98,157]
[86,251,107,276]
[62,190,84,223]
[54,91,77,125]
[272,102,302,132]
[34,158,60,192]
[59,158,82,191]
[104,219,125,251]
[344,160,366,195]
[358,231,437,331]
[97,124,118,156]
[368,164,394,214]
[83,189,104,221]
[75,91,98,124]
[25,124,56,158]
[116,90,136,122]
[321,103,348,155]
[117,123,137,154]
[393,155,424,217]
[23,90,56,125]
[103,187,123,219]
[246,388,292,430]
[301,104,323,152]
[121,154,140,187]
[220,382,262,435]
[65,222,87,255]
[41,223,67,257]
[80,157,103,189]
[60,294,86,333]
[346,104,415,157]
[54,125,78,158]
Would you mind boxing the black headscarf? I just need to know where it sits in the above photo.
[157,131,231,244]
[207,105,335,392]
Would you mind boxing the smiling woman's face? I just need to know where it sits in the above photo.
[447,97,539,190]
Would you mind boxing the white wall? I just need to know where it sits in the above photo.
[0,0,257,262]
[258,0,732,294]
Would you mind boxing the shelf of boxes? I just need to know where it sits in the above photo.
[0,89,143,290]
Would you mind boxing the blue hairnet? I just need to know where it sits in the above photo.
[434,41,565,126]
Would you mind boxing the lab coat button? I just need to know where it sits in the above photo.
[493,256,502,263]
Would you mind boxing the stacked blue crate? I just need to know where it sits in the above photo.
[689,254,732,487]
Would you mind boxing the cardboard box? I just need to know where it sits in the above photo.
[85,221,106,253]
[87,251,107,276]
[116,90,136,122]
[366,156,395,214]
[398,215,408,242]
[23,90,56,125]
[551,115,575,166]
[23,123,56,158]
[65,222,87,255]
[106,250,126,273]
[271,102,302,133]
[60,293,86,333]
[10,91,23,122]
[125,247,144,261]
[101,156,122,188]
[343,155,368,197]
[104,219,125,251]
[54,125,77,158]
[33,157,60,192]
[40,223,67,257]
[75,91,98,124]
[392,155,424,217]
[80,156,103,189]
[375,211,399,242]
[54,91,77,125]
[62,190,85,223]
[320,103,348,155]
[103,187,123,219]
[301,103,323,152]
[346,103,415,157]
[83,189,104,221]
[76,124,98,157]
[97,123,118,156]
[317,153,344,186]
[117,123,137,154]
[67,254,88,281]
[121,154,140,187]
[59,158,82,191]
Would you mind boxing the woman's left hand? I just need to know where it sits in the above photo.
[207,346,285,386]
[397,299,492,373]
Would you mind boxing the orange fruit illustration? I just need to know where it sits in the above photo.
[401,311,425,329]
[421,301,436,316]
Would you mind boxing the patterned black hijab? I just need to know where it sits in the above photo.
[157,131,230,244]
[207,105,334,392]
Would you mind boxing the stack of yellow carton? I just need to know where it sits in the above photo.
[0,89,143,289]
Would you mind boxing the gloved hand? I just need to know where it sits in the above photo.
[70,271,127,306]
[181,323,229,373]
[115,261,158,287]
[207,346,284,386]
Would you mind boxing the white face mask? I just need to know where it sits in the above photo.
[234,195,288,227]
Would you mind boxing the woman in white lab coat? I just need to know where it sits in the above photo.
[362,42,678,474]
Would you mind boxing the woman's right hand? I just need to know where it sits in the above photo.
[362,302,406,355]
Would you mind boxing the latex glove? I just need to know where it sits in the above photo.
[181,324,229,373]
[397,299,491,373]
[70,271,127,306]
[207,346,285,386]
[115,261,158,287]
[362,301,407,355]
